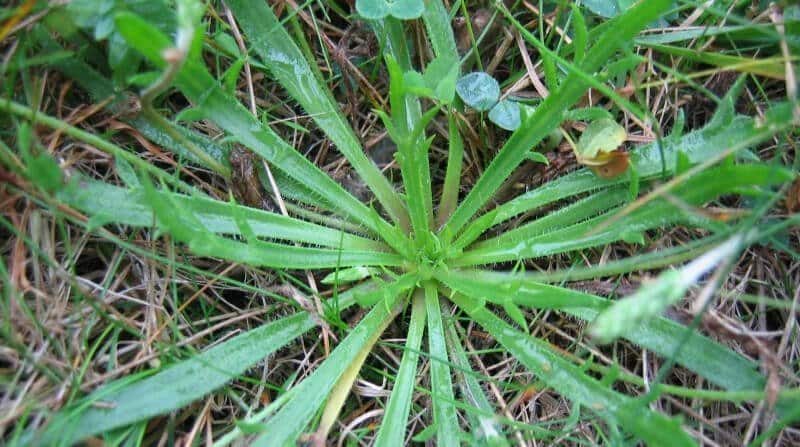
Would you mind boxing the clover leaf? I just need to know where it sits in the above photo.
[456,72,521,131]
[455,71,500,111]
[356,0,424,20]
[488,99,521,131]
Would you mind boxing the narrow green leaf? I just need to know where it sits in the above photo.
[425,282,460,445]
[590,233,747,343]
[571,3,588,64]
[374,289,426,446]
[114,11,407,252]
[249,282,409,445]
[226,0,409,227]
[456,164,793,265]
[59,177,385,252]
[437,113,464,226]
[444,319,510,447]
[449,293,694,447]
[321,266,380,285]
[421,0,459,65]
[454,102,797,249]
[446,270,768,393]
[34,308,330,445]
[645,43,788,80]
[442,0,673,238]
[139,178,402,269]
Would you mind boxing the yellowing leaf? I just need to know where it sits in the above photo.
[576,118,627,161]
[575,118,629,178]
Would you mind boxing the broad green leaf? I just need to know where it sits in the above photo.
[456,72,500,111]
[580,0,624,18]
[355,0,389,20]
[425,283,461,445]
[403,70,432,97]
[487,99,521,131]
[576,118,626,161]
[387,0,425,20]
[26,153,63,193]
[374,290,426,446]
[249,282,409,445]
[113,154,140,188]
[449,293,695,446]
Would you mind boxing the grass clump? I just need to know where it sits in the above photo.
[1,0,799,445]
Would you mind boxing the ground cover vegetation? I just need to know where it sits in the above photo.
[0,0,799,445]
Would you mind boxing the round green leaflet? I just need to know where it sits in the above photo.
[355,0,424,20]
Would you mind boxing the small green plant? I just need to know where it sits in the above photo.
[456,71,522,131]
[2,0,799,446]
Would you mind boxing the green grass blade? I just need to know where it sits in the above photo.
[60,177,386,252]
[422,0,459,64]
[448,293,695,447]
[437,113,464,227]
[501,234,728,284]
[590,233,748,344]
[114,12,408,252]
[249,280,411,446]
[0,99,195,195]
[440,0,673,238]
[444,318,510,447]
[425,282,461,445]
[225,0,409,227]
[644,43,788,79]
[444,270,767,393]
[374,289,426,446]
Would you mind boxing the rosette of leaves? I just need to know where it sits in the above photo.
[4,0,798,446]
